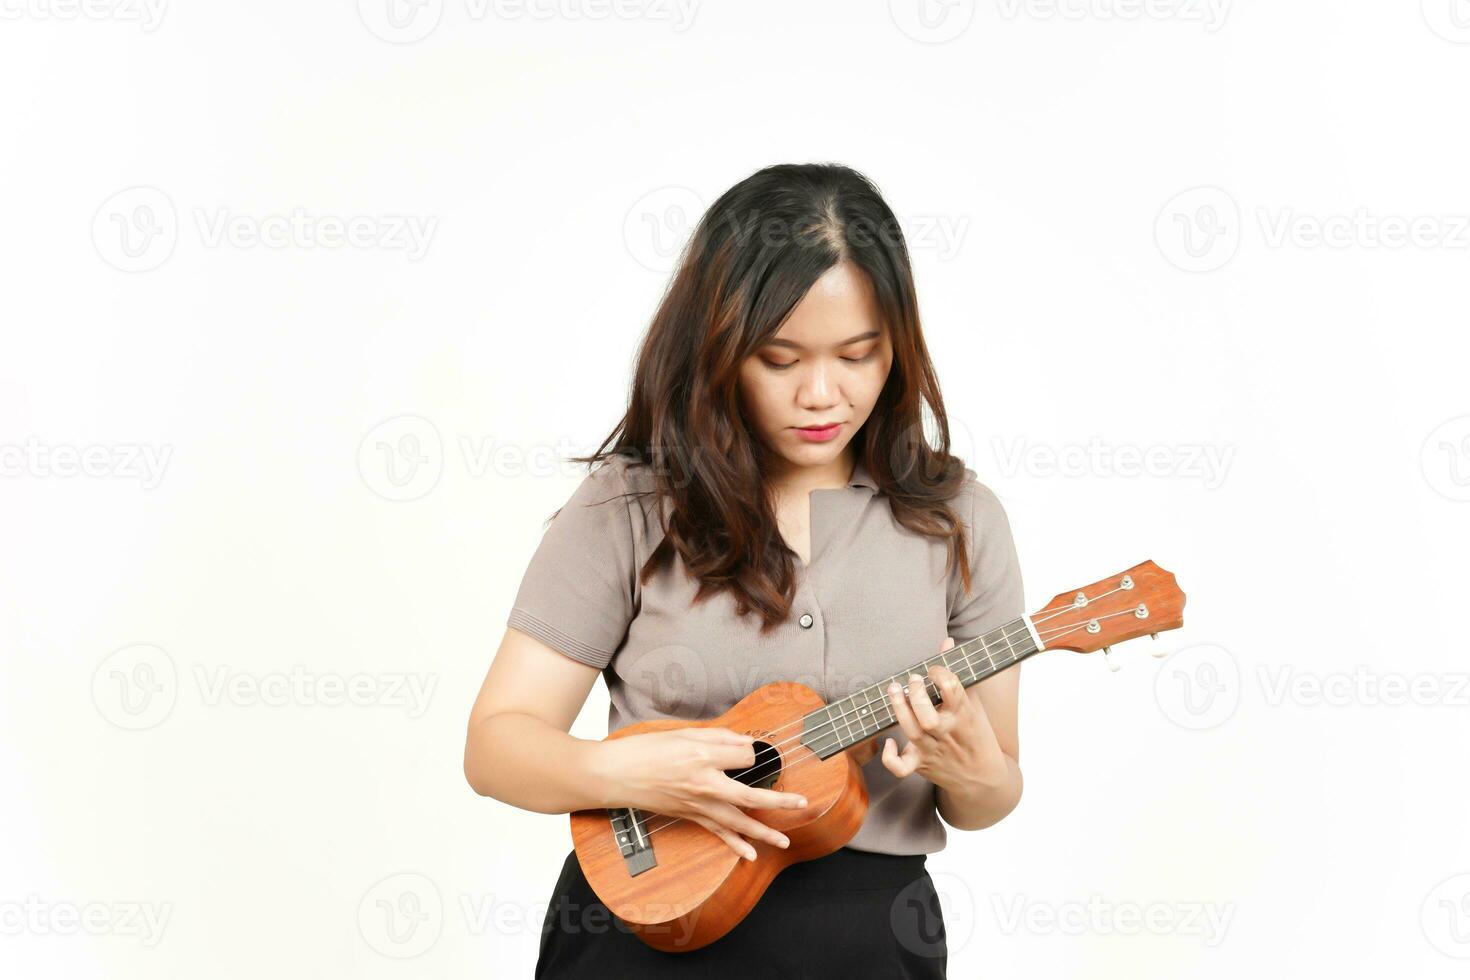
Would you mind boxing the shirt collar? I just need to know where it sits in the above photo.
[848,457,878,491]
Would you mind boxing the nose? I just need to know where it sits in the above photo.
[797,360,840,409]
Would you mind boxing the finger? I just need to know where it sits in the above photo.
[886,678,923,742]
[729,779,808,811]
[906,672,942,731]
[932,665,968,714]
[882,736,918,778]
[940,635,956,652]
[701,741,759,769]
[685,727,755,745]
[690,814,757,861]
[711,801,790,850]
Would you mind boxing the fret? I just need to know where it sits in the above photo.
[942,643,966,682]
[838,690,860,746]
[801,616,1042,759]
[978,632,1002,674]
[952,640,979,684]
[855,685,879,740]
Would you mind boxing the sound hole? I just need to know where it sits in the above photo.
[724,739,782,790]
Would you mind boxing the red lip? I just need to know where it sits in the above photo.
[793,422,843,443]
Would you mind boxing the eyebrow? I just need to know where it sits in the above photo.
[763,330,881,350]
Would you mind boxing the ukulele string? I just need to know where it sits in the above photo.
[638,610,1131,839]
[632,609,1146,844]
[655,609,1107,788]
[1028,583,1132,626]
[632,619,1038,842]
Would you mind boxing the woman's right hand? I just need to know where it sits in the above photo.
[590,727,809,861]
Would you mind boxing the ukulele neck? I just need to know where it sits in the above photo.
[799,616,1044,760]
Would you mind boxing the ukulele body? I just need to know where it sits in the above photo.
[568,680,871,953]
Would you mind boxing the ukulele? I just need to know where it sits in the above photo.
[568,559,1186,952]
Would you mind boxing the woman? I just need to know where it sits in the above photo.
[464,162,1026,977]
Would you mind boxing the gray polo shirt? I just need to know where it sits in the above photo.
[506,453,1025,855]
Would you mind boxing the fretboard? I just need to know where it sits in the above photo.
[799,616,1043,760]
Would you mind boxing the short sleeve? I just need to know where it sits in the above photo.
[506,460,639,669]
[946,475,1025,643]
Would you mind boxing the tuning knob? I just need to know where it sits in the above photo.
[1102,646,1120,672]
[1147,632,1170,659]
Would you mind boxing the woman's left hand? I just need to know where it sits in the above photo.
[878,636,1010,787]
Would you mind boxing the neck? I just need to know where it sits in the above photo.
[799,616,1044,759]
[765,447,856,499]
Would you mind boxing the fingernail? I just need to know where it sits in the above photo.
[745,847,756,860]
[777,836,789,848]
[795,797,807,807]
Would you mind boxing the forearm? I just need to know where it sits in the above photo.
[464,711,611,814]
[935,753,1023,831]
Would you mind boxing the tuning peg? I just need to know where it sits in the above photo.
[1146,632,1170,659]
[1102,646,1120,672]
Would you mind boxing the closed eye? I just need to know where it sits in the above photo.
[762,351,875,371]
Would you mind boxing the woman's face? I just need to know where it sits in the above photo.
[737,261,894,478]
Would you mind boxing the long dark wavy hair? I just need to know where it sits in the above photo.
[571,162,976,634]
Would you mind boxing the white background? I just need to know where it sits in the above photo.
[3,1,1469,977]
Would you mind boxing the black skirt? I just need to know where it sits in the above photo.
[534,845,948,978]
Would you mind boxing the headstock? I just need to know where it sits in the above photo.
[1028,560,1185,656]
